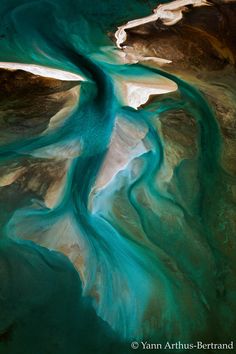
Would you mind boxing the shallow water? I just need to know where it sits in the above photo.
[0,1,235,353]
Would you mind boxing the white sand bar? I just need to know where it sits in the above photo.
[0,62,85,81]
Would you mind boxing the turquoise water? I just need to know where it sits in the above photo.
[0,1,234,353]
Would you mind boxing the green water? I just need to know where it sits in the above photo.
[0,1,235,353]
